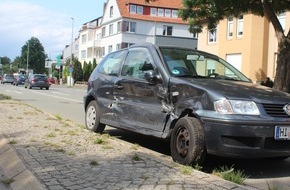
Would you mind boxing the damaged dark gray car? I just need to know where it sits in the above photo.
[84,43,290,165]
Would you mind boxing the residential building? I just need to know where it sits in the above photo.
[64,0,197,67]
[78,17,103,64]
[197,12,290,83]
[101,0,196,57]
[63,37,79,62]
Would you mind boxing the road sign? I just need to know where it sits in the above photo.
[69,67,73,73]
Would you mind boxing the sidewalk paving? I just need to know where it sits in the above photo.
[0,99,258,190]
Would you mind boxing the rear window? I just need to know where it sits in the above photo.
[5,74,14,78]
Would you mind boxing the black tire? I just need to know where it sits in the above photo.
[170,117,206,165]
[85,101,105,133]
[46,87,49,90]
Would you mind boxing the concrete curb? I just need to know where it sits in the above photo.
[0,136,44,190]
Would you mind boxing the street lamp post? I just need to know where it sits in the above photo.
[70,17,74,86]
[0,57,3,76]
[26,42,29,75]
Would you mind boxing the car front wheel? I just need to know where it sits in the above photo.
[85,101,105,133]
[170,117,206,165]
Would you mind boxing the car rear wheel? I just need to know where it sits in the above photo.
[85,100,105,133]
[170,117,206,165]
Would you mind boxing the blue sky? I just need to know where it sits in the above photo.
[0,0,107,61]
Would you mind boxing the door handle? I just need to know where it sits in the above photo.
[114,84,124,89]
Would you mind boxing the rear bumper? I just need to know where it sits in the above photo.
[31,82,50,88]
[201,117,290,158]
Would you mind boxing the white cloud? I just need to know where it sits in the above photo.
[0,1,74,60]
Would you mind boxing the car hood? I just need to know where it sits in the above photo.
[181,78,290,104]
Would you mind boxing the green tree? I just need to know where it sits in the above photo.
[21,37,46,74]
[72,59,83,82]
[0,56,11,65]
[176,0,290,92]
[93,58,97,70]
[0,56,12,74]
[12,56,21,69]
[83,61,90,81]
[88,61,93,76]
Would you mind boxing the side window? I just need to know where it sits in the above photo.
[121,48,154,80]
[98,50,127,76]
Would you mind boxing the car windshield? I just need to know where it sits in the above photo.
[160,47,250,82]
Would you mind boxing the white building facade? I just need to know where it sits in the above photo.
[63,0,197,67]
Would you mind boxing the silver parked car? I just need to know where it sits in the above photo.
[1,74,14,84]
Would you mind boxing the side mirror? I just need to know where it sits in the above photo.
[144,70,161,84]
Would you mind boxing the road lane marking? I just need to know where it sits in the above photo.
[31,90,82,103]
[52,91,69,96]
[5,90,23,94]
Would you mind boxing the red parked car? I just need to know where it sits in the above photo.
[48,77,56,85]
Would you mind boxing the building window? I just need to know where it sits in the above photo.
[165,9,171,17]
[208,28,217,43]
[102,27,106,38]
[130,5,136,13]
[81,34,87,44]
[117,21,121,33]
[81,50,86,59]
[109,24,113,35]
[123,21,136,33]
[137,6,143,14]
[158,8,164,17]
[108,45,113,53]
[102,47,105,56]
[227,16,234,38]
[121,43,134,49]
[237,15,244,37]
[150,8,157,16]
[110,6,113,17]
[172,10,178,18]
[116,44,121,51]
[163,25,173,36]
[278,12,286,32]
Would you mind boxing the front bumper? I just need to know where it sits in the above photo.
[201,116,290,158]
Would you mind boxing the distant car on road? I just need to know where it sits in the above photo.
[1,74,14,84]
[48,77,56,85]
[24,74,50,90]
[84,43,290,166]
[13,75,28,86]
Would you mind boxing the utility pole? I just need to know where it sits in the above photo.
[26,42,29,75]
[70,17,74,86]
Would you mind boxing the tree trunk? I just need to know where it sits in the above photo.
[274,37,290,93]
[262,0,290,93]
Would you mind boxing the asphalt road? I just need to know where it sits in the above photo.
[1,83,290,189]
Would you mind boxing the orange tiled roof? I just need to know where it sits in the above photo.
[116,0,188,24]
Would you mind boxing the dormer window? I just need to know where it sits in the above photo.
[110,6,113,17]
[172,10,178,18]
[130,5,136,13]
[137,6,143,14]
[165,9,171,17]
[158,8,164,17]
[150,8,157,16]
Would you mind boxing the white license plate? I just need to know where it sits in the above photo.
[275,126,290,140]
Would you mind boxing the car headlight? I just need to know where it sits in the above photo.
[214,99,260,115]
